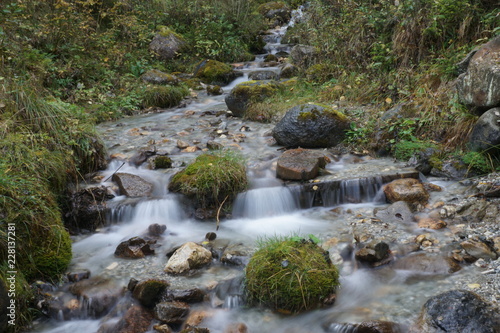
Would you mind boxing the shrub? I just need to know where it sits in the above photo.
[245,235,339,313]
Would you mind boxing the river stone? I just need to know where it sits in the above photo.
[114,236,156,259]
[248,70,279,81]
[225,80,280,117]
[276,148,330,180]
[149,27,186,60]
[467,107,500,156]
[164,242,212,275]
[132,279,169,308]
[290,44,317,67]
[374,201,414,224]
[107,304,154,333]
[141,69,179,85]
[112,172,153,197]
[355,242,391,267]
[220,243,250,266]
[148,223,167,237]
[457,35,500,114]
[67,269,91,282]
[416,217,447,230]
[461,238,498,260]
[391,252,461,275]
[69,277,124,317]
[165,288,206,303]
[65,185,114,234]
[154,301,190,324]
[272,104,350,148]
[411,290,500,333]
[383,178,429,206]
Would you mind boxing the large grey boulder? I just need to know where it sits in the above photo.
[149,27,186,60]
[272,104,350,148]
[457,36,500,114]
[468,107,500,156]
[112,173,154,197]
[410,290,500,333]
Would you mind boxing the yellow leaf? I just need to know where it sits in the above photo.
[385,97,392,104]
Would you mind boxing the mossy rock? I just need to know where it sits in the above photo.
[168,151,247,210]
[272,104,350,148]
[225,80,280,117]
[245,236,339,313]
[193,59,239,86]
[149,26,186,60]
[141,85,189,108]
[141,69,180,86]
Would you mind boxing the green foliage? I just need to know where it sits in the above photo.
[168,150,248,209]
[345,122,373,146]
[393,140,439,161]
[245,235,339,313]
[461,151,496,174]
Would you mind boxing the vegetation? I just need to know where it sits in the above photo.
[168,150,248,210]
[245,235,339,313]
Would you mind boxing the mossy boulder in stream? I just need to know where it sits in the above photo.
[272,104,350,148]
[193,59,241,86]
[225,80,280,117]
[168,151,248,212]
[245,236,339,313]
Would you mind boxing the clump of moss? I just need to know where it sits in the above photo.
[245,235,339,313]
[193,59,236,85]
[141,85,189,108]
[393,140,439,161]
[297,104,347,123]
[168,150,248,210]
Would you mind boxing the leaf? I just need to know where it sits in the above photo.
[308,234,320,244]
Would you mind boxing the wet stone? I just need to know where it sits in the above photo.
[166,288,206,303]
[112,172,154,197]
[148,223,167,237]
[154,301,190,324]
[66,269,91,283]
[132,279,170,308]
[461,238,498,260]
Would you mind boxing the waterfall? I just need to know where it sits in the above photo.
[232,186,299,218]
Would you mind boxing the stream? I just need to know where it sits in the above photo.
[33,7,500,333]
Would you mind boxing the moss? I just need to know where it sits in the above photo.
[194,59,234,85]
[393,140,439,161]
[297,104,348,123]
[141,85,189,108]
[245,235,339,313]
[152,155,173,169]
[168,150,248,210]
[141,69,180,85]
[157,25,184,40]
[232,80,279,101]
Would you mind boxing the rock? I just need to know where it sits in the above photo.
[66,269,91,282]
[112,173,154,197]
[457,35,500,114]
[206,85,223,95]
[206,140,223,150]
[64,186,113,233]
[153,324,173,333]
[416,217,447,230]
[194,59,240,85]
[132,279,170,308]
[248,70,279,81]
[154,301,190,324]
[220,243,250,266]
[179,327,210,333]
[290,44,317,67]
[164,242,212,275]
[461,238,498,260]
[224,322,248,333]
[149,26,186,60]
[391,252,461,276]
[258,2,291,26]
[177,140,190,149]
[467,107,500,156]
[109,305,154,333]
[411,290,500,333]
[148,223,167,237]
[114,236,156,259]
[279,62,298,78]
[264,54,278,62]
[225,80,280,117]
[276,148,330,180]
[374,201,414,224]
[272,104,350,148]
[165,288,206,303]
[141,69,179,85]
[355,242,391,267]
[184,310,213,327]
[383,178,429,206]
[69,277,124,317]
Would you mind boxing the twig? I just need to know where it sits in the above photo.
[216,195,229,231]
[103,162,125,182]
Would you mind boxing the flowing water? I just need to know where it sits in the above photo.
[32,7,488,333]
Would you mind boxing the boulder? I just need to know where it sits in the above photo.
[108,305,154,333]
[272,104,350,148]
[410,290,500,333]
[64,186,114,233]
[148,223,167,237]
[383,178,429,206]
[112,173,154,197]
[276,148,330,180]
[141,69,179,85]
[290,44,317,67]
[225,80,280,117]
[391,252,461,276]
[206,85,223,95]
[69,277,124,317]
[457,35,500,114]
[355,242,391,267]
[114,237,156,259]
[194,59,241,86]
[132,279,170,308]
[279,62,298,78]
[165,288,206,303]
[154,301,190,324]
[248,70,279,81]
[258,1,291,26]
[149,26,186,60]
[164,242,212,275]
[467,107,500,156]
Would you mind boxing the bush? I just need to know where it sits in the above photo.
[168,150,248,210]
[245,235,339,313]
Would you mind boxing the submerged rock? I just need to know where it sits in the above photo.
[69,277,124,318]
[383,178,429,207]
[410,290,500,332]
[132,279,169,308]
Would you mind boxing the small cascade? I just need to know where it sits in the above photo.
[211,276,245,310]
[232,186,299,218]
[324,323,362,333]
